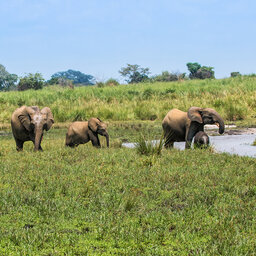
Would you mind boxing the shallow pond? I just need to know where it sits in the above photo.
[123,134,256,158]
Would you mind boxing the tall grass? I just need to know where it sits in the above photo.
[0,77,255,123]
[135,133,164,156]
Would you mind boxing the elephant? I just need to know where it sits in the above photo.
[194,131,210,148]
[162,107,224,149]
[11,106,54,151]
[65,117,109,148]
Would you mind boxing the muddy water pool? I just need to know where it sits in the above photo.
[123,134,256,158]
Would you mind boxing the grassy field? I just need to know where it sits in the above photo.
[0,76,256,126]
[0,78,256,255]
[0,127,256,255]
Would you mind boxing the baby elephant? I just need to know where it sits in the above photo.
[194,131,210,148]
[65,118,109,148]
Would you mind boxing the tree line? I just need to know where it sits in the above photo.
[0,62,245,91]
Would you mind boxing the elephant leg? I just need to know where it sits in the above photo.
[185,122,201,149]
[15,138,24,151]
[164,141,174,149]
[66,142,78,148]
[91,134,101,148]
[164,129,175,149]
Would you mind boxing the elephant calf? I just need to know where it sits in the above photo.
[65,118,109,148]
[194,131,210,148]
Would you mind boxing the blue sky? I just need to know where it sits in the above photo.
[0,0,255,81]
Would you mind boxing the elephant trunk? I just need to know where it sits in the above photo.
[105,133,109,148]
[215,114,225,134]
[34,126,43,151]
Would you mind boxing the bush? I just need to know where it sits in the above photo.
[153,71,186,82]
[196,66,215,79]
[142,88,157,99]
[154,71,179,82]
[135,133,164,156]
[96,82,105,88]
[230,72,241,77]
[187,62,215,79]
[105,78,119,86]
[18,73,44,91]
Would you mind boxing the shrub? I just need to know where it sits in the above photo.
[142,88,157,99]
[105,78,119,86]
[57,78,74,89]
[96,82,105,88]
[18,73,44,91]
[187,62,215,79]
[154,71,179,82]
[231,72,241,77]
[135,133,164,156]
[196,66,215,79]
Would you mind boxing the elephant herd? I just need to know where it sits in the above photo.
[10,105,225,151]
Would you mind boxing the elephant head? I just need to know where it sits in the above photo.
[17,106,54,151]
[188,107,225,134]
[88,117,109,147]
[194,131,210,148]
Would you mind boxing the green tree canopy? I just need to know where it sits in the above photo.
[18,73,45,91]
[0,64,18,91]
[51,69,95,85]
[186,62,215,79]
[119,64,150,84]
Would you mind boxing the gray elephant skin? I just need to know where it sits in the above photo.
[11,106,54,151]
[162,107,224,148]
[194,131,210,148]
[65,118,109,148]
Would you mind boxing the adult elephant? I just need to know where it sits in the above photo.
[11,106,54,151]
[65,118,109,148]
[162,107,224,149]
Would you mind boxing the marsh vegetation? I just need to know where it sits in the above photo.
[0,77,256,254]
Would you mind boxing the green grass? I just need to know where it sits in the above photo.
[0,78,256,254]
[0,127,256,255]
[0,76,256,126]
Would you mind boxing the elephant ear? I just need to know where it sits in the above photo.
[18,106,35,131]
[41,107,54,131]
[88,118,99,132]
[187,107,203,123]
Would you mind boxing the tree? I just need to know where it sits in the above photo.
[186,62,201,79]
[186,62,215,79]
[51,69,95,85]
[0,64,18,91]
[196,66,215,79]
[18,73,45,91]
[119,64,150,84]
